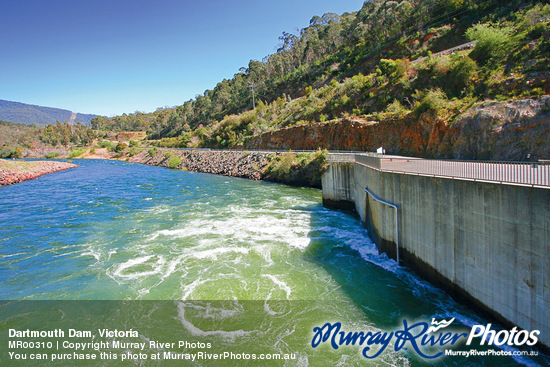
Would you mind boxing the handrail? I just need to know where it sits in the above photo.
[365,187,399,265]
[355,155,550,187]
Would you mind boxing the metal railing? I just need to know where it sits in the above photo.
[326,153,357,163]
[412,41,477,64]
[148,147,366,155]
[353,155,550,187]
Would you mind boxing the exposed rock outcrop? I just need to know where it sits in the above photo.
[244,96,550,161]
[244,117,429,155]
[446,96,550,160]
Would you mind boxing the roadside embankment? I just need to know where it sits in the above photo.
[128,148,328,188]
[0,159,77,185]
[244,96,550,161]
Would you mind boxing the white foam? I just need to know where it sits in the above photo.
[287,237,311,250]
[263,300,278,315]
[112,255,165,279]
[182,301,244,319]
[253,245,274,266]
[192,247,249,260]
[0,252,27,259]
[149,225,214,240]
[148,206,313,254]
[144,205,170,214]
[79,250,101,262]
[261,274,292,300]
[181,277,207,300]
[107,250,117,261]
[162,257,183,279]
[175,302,258,342]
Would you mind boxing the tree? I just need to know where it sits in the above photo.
[277,32,298,53]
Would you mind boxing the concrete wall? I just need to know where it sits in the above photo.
[322,158,550,349]
[321,162,356,211]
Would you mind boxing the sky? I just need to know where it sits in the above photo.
[0,0,365,116]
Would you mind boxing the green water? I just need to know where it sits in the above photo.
[0,160,546,366]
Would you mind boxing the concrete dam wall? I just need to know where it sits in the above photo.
[322,154,550,349]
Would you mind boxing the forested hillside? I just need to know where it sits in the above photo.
[0,120,96,158]
[89,0,550,154]
[0,99,97,126]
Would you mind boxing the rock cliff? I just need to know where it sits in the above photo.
[244,97,550,161]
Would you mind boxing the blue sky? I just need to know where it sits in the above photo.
[0,0,364,116]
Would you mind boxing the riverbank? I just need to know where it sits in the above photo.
[127,148,328,188]
[4,146,329,188]
[0,159,77,185]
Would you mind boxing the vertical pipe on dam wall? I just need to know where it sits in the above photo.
[322,159,550,350]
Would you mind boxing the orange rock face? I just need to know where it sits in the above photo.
[244,97,550,161]
[244,117,433,156]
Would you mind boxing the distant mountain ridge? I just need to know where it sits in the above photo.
[0,99,98,125]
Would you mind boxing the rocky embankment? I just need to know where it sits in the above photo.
[130,150,276,180]
[244,96,550,161]
[0,160,77,185]
[128,149,327,188]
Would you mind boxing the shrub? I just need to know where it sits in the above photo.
[447,56,477,97]
[164,152,172,159]
[394,59,410,80]
[263,149,328,187]
[378,59,398,78]
[127,147,142,157]
[168,156,181,169]
[340,94,351,106]
[115,142,127,152]
[99,141,113,149]
[148,148,158,157]
[413,89,447,116]
[527,22,547,40]
[129,140,139,147]
[264,151,296,182]
[13,147,23,159]
[466,23,515,65]
[45,152,60,159]
[386,99,409,115]
[0,147,16,158]
[68,148,86,158]
[348,73,373,93]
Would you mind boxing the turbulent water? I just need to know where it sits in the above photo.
[0,160,547,366]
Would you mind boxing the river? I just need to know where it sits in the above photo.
[0,160,546,366]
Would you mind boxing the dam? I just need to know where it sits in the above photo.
[322,153,550,350]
